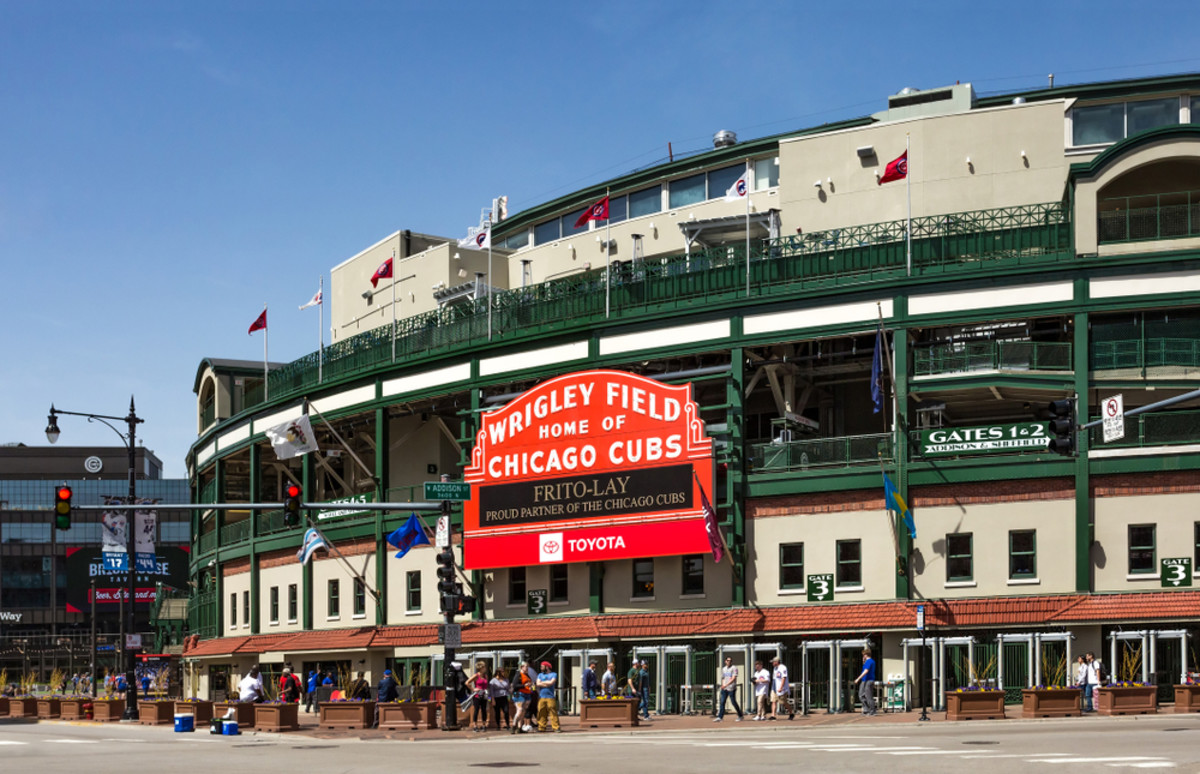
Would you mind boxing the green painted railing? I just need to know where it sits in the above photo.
[219,518,251,546]
[1087,409,1200,449]
[198,530,216,555]
[256,509,290,537]
[1091,338,1200,372]
[198,478,217,505]
[187,589,218,640]
[237,202,1071,413]
[1098,190,1200,244]
[913,341,1073,377]
[748,433,893,472]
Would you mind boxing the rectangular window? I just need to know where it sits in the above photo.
[406,571,421,612]
[562,208,589,236]
[1127,97,1179,135]
[1192,96,1200,124]
[1129,524,1156,574]
[607,195,628,224]
[632,558,654,598]
[1073,98,1181,146]
[668,173,707,208]
[707,164,745,200]
[508,566,526,605]
[947,533,973,582]
[269,586,279,624]
[628,185,661,218]
[681,554,705,595]
[836,540,861,588]
[550,564,569,602]
[779,542,805,590]
[229,593,237,628]
[753,157,779,191]
[1009,530,1036,579]
[502,230,530,250]
[242,590,249,626]
[328,579,340,618]
[534,219,560,245]
[287,584,298,622]
[353,578,366,616]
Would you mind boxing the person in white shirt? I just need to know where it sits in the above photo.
[771,657,792,720]
[601,662,617,697]
[237,665,265,703]
[713,657,743,721]
[753,660,771,720]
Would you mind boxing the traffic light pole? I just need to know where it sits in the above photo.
[440,501,460,731]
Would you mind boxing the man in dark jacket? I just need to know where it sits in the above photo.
[582,661,599,699]
[374,669,399,728]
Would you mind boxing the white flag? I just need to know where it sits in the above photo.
[296,528,327,564]
[724,168,752,201]
[457,228,491,250]
[299,290,322,310]
[264,414,319,459]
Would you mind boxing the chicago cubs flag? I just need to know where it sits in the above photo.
[573,195,609,228]
[370,257,393,288]
[296,527,327,565]
[724,168,751,201]
[457,228,491,249]
[248,309,267,334]
[878,150,908,185]
[700,485,724,564]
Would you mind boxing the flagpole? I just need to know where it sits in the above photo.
[605,187,611,319]
[303,515,382,605]
[905,133,912,276]
[262,303,269,400]
[318,276,324,384]
[390,249,397,361]
[306,400,375,483]
[744,162,751,297]
[692,470,740,582]
[487,210,493,341]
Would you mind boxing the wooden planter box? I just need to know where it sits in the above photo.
[174,701,214,724]
[59,698,88,720]
[579,698,640,727]
[137,699,176,725]
[945,690,1006,721]
[1097,685,1157,716]
[319,701,375,730]
[376,701,438,730]
[8,698,36,718]
[213,702,256,728]
[92,699,125,721]
[1021,688,1081,718]
[1173,684,1200,713]
[36,698,62,719]
[0,697,7,716]
[255,702,300,732]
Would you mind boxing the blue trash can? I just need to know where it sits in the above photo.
[222,720,239,735]
[174,714,195,733]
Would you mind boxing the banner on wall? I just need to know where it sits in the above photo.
[462,369,715,570]
[64,546,190,613]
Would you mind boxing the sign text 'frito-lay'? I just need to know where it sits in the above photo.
[463,370,715,569]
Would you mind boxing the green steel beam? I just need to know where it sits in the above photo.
[1073,290,1092,593]
[894,298,911,600]
[375,405,388,626]
[727,345,745,606]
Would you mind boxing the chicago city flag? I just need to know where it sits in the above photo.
[297,528,327,564]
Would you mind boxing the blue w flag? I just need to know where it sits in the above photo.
[871,323,885,414]
[387,513,430,560]
[883,472,916,539]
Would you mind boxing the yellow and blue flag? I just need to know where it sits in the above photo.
[883,472,916,539]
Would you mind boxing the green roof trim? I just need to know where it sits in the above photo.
[1067,124,1200,184]
[975,72,1200,109]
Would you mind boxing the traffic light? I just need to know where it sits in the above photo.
[54,485,72,530]
[453,591,477,618]
[436,548,456,614]
[1047,398,1077,456]
[284,483,302,527]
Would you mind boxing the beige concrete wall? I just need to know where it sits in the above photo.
[482,563,591,619]
[224,574,250,634]
[312,553,376,625]
[601,554,733,614]
[1094,492,1200,592]
[384,549,441,625]
[259,565,303,632]
[778,100,1069,236]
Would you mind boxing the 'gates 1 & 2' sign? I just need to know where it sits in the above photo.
[463,369,715,569]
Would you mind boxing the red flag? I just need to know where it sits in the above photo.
[878,150,908,185]
[370,257,393,288]
[573,196,610,228]
[700,486,724,564]
[248,310,267,335]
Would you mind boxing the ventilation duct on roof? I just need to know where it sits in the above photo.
[713,130,738,148]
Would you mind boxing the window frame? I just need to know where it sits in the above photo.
[269,585,279,624]
[287,583,298,623]
[242,589,250,626]
[1070,96,1182,147]
[779,542,805,590]
[229,592,237,630]
[946,533,974,582]
[549,564,569,603]
[1128,523,1157,575]
[508,566,527,606]
[681,554,705,596]
[835,539,862,588]
[1008,530,1037,580]
[632,558,655,599]
[328,578,340,618]
[406,570,421,613]
[353,578,366,617]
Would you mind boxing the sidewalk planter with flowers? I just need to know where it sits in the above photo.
[0,697,8,716]
[319,700,375,730]
[1021,687,1081,718]
[1096,684,1157,716]
[36,697,62,719]
[137,699,176,725]
[213,701,256,728]
[92,698,125,721]
[8,697,36,718]
[1173,684,1200,713]
[59,698,88,720]
[579,698,640,727]
[376,700,438,730]
[174,699,214,724]
[255,701,300,732]
[946,688,1006,721]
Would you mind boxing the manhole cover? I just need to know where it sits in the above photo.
[961,741,999,745]
[468,764,539,769]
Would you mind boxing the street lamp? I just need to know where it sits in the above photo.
[46,396,144,721]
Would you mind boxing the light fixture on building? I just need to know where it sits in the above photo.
[856,145,875,158]
[813,180,822,188]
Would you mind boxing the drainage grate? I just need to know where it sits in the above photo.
[961,741,1000,745]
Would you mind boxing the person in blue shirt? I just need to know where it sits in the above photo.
[305,670,320,713]
[140,674,152,699]
[115,673,128,694]
[534,661,560,732]
[373,669,399,728]
[853,648,877,716]
[322,672,334,686]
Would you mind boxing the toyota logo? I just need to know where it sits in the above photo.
[542,540,560,553]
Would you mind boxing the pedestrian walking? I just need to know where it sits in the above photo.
[510,661,535,733]
[770,657,792,720]
[582,661,599,700]
[853,648,877,716]
[305,670,320,712]
[601,662,617,697]
[490,667,511,729]
[753,660,770,720]
[637,660,651,719]
[713,656,744,722]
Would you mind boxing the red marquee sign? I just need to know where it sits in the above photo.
[463,370,715,569]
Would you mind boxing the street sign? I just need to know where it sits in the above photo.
[425,481,471,501]
[1161,558,1193,588]
[125,634,142,649]
[916,604,925,632]
[527,589,548,615]
[439,623,462,649]
[920,422,1049,456]
[1102,394,1126,443]
[435,515,450,548]
[806,573,834,603]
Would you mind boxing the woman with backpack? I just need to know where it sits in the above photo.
[469,661,491,732]
[509,660,535,734]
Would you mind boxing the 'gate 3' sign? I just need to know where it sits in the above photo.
[463,370,715,569]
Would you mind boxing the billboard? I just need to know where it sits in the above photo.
[463,369,715,569]
[64,545,190,613]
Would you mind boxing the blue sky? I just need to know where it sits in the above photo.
[1,1,1195,479]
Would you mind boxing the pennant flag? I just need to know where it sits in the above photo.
[457,228,491,250]
[871,323,885,414]
[370,257,393,288]
[248,310,267,334]
[299,290,322,310]
[573,195,609,228]
[883,472,916,539]
[700,485,724,564]
[387,513,431,560]
[296,527,327,564]
[724,168,752,201]
[264,414,319,459]
[878,150,908,185]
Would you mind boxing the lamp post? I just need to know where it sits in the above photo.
[46,397,144,721]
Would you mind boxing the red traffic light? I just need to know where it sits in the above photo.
[57,486,72,501]
[55,486,72,515]
[285,484,301,498]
